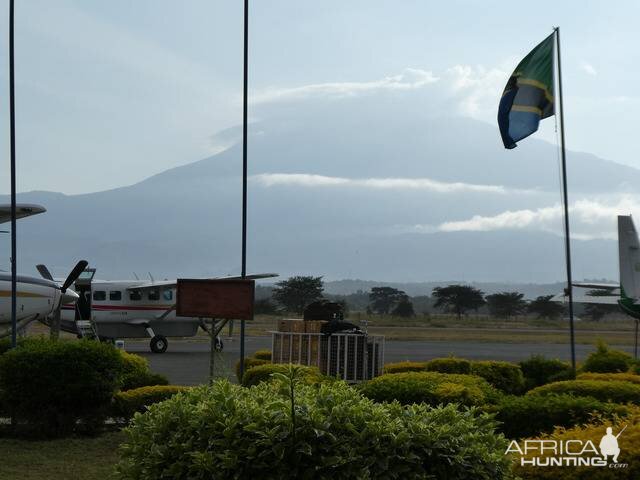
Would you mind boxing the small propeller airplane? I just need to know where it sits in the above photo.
[35,267,277,353]
[0,204,85,338]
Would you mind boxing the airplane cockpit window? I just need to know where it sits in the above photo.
[129,290,142,301]
[148,288,160,301]
[162,289,173,301]
[109,291,122,301]
[93,291,106,302]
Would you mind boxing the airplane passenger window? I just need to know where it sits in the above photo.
[148,288,160,301]
[162,289,173,301]
[93,291,106,301]
[129,290,142,301]
[109,291,122,301]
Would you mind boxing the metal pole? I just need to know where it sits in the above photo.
[9,0,17,348]
[555,27,576,371]
[239,0,249,380]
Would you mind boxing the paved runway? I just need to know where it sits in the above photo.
[126,337,635,386]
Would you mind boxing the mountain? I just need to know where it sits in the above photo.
[1,95,627,283]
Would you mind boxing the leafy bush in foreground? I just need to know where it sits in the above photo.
[235,357,270,381]
[241,363,321,387]
[383,361,427,374]
[490,393,627,439]
[527,379,640,404]
[116,380,514,480]
[471,360,525,394]
[519,355,574,390]
[425,357,471,374]
[252,349,272,361]
[113,385,190,420]
[581,341,634,373]
[118,351,168,391]
[359,371,500,407]
[0,338,122,436]
[578,372,640,384]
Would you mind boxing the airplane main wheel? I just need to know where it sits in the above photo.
[150,335,168,354]
[215,337,224,352]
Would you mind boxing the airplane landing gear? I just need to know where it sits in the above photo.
[215,337,224,352]
[150,335,168,354]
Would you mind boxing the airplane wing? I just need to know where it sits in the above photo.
[552,288,621,305]
[126,273,279,291]
[573,282,620,291]
[0,204,46,224]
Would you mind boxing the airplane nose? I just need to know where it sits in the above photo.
[62,289,80,304]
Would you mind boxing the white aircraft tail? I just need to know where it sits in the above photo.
[618,215,640,300]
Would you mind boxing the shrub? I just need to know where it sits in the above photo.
[425,357,472,374]
[519,355,574,390]
[0,338,123,436]
[383,361,427,374]
[118,351,168,391]
[252,349,272,361]
[581,340,634,373]
[514,411,640,479]
[235,357,270,381]
[241,363,321,387]
[527,379,640,404]
[578,372,640,385]
[490,394,627,439]
[113,385,190,420]
[116,380,513,480]
[359,371,500,407]
[471,360,525,394]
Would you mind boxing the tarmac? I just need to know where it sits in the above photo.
[126,336,635,385]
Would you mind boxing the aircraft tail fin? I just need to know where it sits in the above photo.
[618,215,640,300]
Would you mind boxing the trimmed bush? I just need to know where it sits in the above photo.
[425,357,472,374]
[241,363,322,387]
[490,393,627,439]
[0,339,123,436]
[581,341,634,373]
[471,360,525,394]
[235,357,270,381]
[359,371,500,407]
[118,351,168,391]
[252,349,272,361]
[519,355,574,390]
[383,361,427,374]
[515,412,640,479]
[116,380,513,480]
[578,372,640,385]
[113,385,190,420]
[527,379,640,404]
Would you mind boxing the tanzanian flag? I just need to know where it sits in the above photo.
[498,33,555,149]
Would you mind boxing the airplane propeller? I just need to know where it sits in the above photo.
[36,260,88,339]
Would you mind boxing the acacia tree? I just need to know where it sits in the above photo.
[272,276,324,314]
[528,295,564,319]
[485,292,527,319]
[432,285,485,319]
[583,290,619,321]
[369,287,408,315]
[392,298,415,317]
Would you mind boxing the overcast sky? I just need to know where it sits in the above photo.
[0,0,638,194]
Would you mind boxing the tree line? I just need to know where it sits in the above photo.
[256,277,616,321]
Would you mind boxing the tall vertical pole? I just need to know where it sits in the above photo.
[239,0,249,381]
[555,27,576,371]
[9,0,17,348]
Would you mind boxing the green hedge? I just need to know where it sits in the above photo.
[471,361,525,394]
[490,393,627,439]
[519,355,574,390]
[241,364,322,387]
[425,357,471,374]
[113,385,190,420]
[235,357,270,381]
[252,349,272,361]
[577,372,640,384]
[118,351,168,391]
[383,361,427,374]
[359,371,500,407]
[527,379,640,404]
[116,380,513,480]
[0,338,123,436]
[581,341,634,373]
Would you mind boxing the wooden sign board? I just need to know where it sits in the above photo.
[176,279,255,319]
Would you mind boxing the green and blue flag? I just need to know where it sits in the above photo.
[498,33,555,149]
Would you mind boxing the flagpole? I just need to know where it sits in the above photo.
[9,0,17,349]
[239,0,249,380]
[554,26,576,371]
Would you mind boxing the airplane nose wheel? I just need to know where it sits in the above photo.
[215,337,224,352]
[150,335,168,354]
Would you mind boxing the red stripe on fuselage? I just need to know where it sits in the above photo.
[91,304,173,311]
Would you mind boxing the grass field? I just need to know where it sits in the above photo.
[0,431,124,480]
